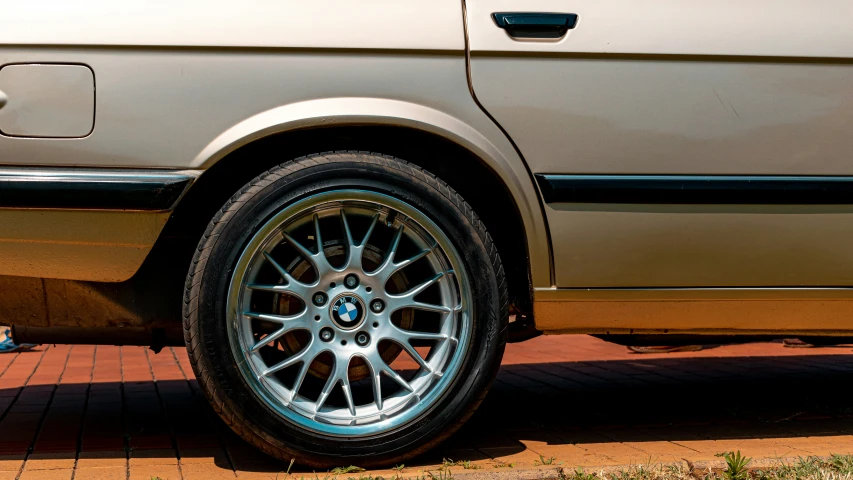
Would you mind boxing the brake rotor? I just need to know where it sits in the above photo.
[275,242,413,382]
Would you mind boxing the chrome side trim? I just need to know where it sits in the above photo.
[0,167,198,211]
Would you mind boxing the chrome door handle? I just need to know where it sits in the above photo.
[0,89,7,110]
[492,12,578,39]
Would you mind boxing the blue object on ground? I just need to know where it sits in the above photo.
[0,328,37,353]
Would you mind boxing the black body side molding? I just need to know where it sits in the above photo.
[0,168,195,210]
[536,174,853,205]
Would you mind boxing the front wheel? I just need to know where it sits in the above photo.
[183,152,508,468]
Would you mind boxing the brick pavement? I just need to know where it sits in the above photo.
[0,335,851,479]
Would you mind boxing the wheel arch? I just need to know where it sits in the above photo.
[168,98,551,313]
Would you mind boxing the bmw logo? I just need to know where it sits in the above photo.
[330,294,365,330]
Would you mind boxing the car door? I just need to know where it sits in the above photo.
[466,0,853,288]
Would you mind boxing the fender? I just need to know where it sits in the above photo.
[191,97,552,288]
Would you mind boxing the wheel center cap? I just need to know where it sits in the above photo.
[330,293,366,330]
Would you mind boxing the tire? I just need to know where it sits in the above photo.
[183,151,508,468]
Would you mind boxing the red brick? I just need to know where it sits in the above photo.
[0,337,851,476]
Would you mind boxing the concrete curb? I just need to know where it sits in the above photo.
[378,455,841,480]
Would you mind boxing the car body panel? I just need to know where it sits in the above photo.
[535,296,853,335]
[546,204,853,288]
[0,168,196,282]
[0,2,552,288]
[533,287,853,334]
[1,52,483,171]
[466,0,853,58]
[0,1,464,51]
[0,209,170,282]
[466,0,853,288]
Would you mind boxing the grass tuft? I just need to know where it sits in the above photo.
[492,460,516,469]
[717,451,752,480]
[535,455,558,466]
[329,465,366,475]
[439,459,481,470]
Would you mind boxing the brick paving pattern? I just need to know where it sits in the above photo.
[0,335,851,479]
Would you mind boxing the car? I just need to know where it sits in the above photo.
[2,0,852,469]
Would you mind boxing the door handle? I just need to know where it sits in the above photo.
[0,90,7,110]
[492,13,578,39]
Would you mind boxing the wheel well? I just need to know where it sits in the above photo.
[160,126,534,313]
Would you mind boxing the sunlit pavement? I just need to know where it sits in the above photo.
[1,335,853,479]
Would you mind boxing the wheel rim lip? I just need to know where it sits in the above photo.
[226,189,473,437]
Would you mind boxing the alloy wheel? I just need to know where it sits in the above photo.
[226,190,473,437]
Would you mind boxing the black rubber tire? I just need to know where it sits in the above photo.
[182,151,509,469]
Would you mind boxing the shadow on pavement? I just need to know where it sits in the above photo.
[441,354,853,457]
[2,352,852,472]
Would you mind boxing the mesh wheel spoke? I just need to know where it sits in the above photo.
[246,313,307,352]
[261,341,317,378]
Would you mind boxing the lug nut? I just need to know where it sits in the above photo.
[312,292,327,306]
[319,327,334,342]
[344,274,360,289]
[370,299,385,313]
[355,332,370,346]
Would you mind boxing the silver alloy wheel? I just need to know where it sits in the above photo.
[226,190,472,437]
